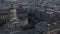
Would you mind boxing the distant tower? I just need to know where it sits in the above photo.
[8,3,20,28]
[9,4,17,21]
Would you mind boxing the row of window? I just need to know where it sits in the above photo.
[0,15,8,19]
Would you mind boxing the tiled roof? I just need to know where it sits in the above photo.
[0,8,27,15]
[36,21,60,32]
[0,9,8,13]
[0,9,9,15]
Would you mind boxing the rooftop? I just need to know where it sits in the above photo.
[36,21,60,33]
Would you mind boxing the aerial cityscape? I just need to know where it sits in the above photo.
[0,0,60,34]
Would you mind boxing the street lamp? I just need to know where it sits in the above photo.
[47,24,51,34]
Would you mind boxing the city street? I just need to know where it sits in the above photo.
[0,26,36,34]
[0,26,4,34]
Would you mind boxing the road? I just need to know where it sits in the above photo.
[11,28,35,34]
[0,26,36,34]
[0,26,4,34]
